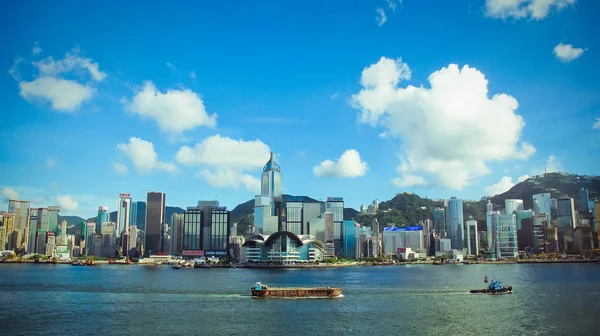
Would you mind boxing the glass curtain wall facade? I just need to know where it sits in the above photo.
[533,193,552,224]
[445,197,464,250]
[207,209,230,256]
[183,208,202,253]
[145,192,166,256]
[286,201,303,235]
[494,214,518,259]
[433,208,445,236]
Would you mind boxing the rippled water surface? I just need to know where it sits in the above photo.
[1,263,598,335]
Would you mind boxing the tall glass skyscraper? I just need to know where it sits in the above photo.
[117,193,131,237]
[96,206,109,235]
[8,200,30,248]
[145,191,166,256]
[532,193,552,225]
[47,206,59,234]
[433,208,446,236]
[261,152,282,201]
[130,201,138,230]
[445,197,464,250]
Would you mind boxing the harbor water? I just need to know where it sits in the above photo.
[0,263,598,335]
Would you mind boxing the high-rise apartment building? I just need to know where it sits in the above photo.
[145,191,166,256]
[285,197,303,235]
[117,193,132,237]
[445,197,464,250]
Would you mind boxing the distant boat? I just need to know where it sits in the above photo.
[471,272,512,294]
[484,275,489,283]
[172,264,181,270]
[251,282,343,298]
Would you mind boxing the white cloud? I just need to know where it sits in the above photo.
[124,81,217,135]
[32,48,107,81]
[197,169,261,192]
[531,154,562,175]
[387,0,401,12]
[351,57,535,190]
[330,92,339,100]
[553,43,586,62]
[518,174,530,182]
[594,117,600,130]
[117,137,177,174]
[190,71,196,79]
[113,162,128,175]
[56,195,79,212]
[484,0,576,20]
[45,157,56,169]
[19,77,94,112]
[176,134,270,190]
[313,149,369,178]
[32,41,42,55]
[2,187,21,201]
[484,176,516,196]
[392,174,428,188]
[166,61,177,70]
[375,8,387,26]
[10,46,105,112]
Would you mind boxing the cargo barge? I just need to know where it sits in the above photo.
[251,282,342,298]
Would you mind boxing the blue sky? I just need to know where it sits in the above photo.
[1,0,599,218]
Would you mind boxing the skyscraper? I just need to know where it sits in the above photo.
[433,207,446,236]
[117,193,131,237]
[8,200,30,248]
[170,213,184,256]
[326,197,344,255]
[465,217,479,256]
[130,201,138,230]
[557,196,576,229]
[505,199,524,215]
[145,191,166,256]
[533,193,552,224]
[445,197,464,250]
[96,206,109,235]
[261,152,282,201]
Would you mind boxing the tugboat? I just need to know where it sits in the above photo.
[471,272,512,294]
[251,282,343,298]
[172,264,181,270]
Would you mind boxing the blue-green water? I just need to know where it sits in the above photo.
[0,263,598,335]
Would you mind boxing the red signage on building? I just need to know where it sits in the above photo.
[397,248,406,253]
[182,250,204,256]
[119,193,131,198]
[46,232,56,237]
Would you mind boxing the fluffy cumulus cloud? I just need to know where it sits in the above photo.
[117,137,177,174]
[553,43,586,62]
[176,134,270,191]
[113,162,128,175]
[594,117,600,130]
[351,57,535,189]
[9,45,106,112]
[56,195,79,212]
[484,174,530,196]
[484,0,576,20]
[313,150,369,178]
[2,187,21,201]
[124,81,217,135]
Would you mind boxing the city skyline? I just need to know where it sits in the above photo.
[1,1,600,218]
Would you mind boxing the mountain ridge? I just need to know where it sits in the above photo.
[59,172,599,234]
